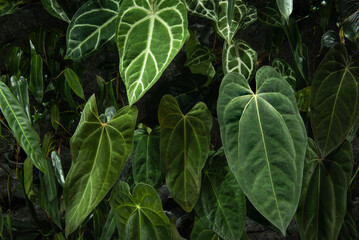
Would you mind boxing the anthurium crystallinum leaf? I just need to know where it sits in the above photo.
[158,94,212,212]
[217,67,307,234]
[64,95,137,236]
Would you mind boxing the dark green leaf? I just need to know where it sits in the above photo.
[110,181,171,240]
[64,68,85,100]
[64,95,137,236]
[295,86,310,112]
[185,0,217,22]
[41,0,70,22]
[24,157,35,202]
[185,46,216,67]
[9,76,31,121]
[190,217,221,240]
[321,30,339,50]
[272,58,296,90]
[29,53,44,103]
[227,0,235,26]
[99,209,116,240]
[339,210,359,239]
[6,46,23,76]
[0,208,2,238]
[338,0,359,43]
[51,104,60,131]
[158,94,212,212]
[257,2,281,28]
[50,151,65,187]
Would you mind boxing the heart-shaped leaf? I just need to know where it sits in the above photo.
[185,45,216,67]
[257,2,282,27]
[41,0,70,23]
[64,95,137,236]
[185,0,217,22]
[158,94,212,212]
[195,149,246,240]
[296,138,353,240]
[217,67,307,234]
[222,38,257,81]
[117,0,188,105]
[110,181,171,240]
[0,81,46,172]
[310,44,359,157]
[65,0,120,59]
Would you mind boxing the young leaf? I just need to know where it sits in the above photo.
[41,0,70,23]
[185,0,217,22]
[29,53,44,103]
[272,58,296,90]
[64,95,137,236]
[217,68,307,234]
[0,81,46,172]
[222,38,257,81]
[132,126,163,189]
[117,0,188,105]
[64,68,85,100]
[310,44,359,157]
[99,209,116,240]
[110,181,171,240]
[158,94,212,212]
[195,149,246,240]
[276,0,292,21]
[65,0,121,59]
[296,139,353,240]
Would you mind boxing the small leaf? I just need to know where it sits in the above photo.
[6,46,23,76]
[272,58,296,90]
[158,94,212,212]
[222,38,257,81]
[321,30,339,50]
[41,0,70,22]
[295,86,311,112]
[185,0,217,22]
[51,104,60,131]
[64,68,85,100]
[23,157,35,202]
[29,53,44,103]
[64,95,137,236]
[0,81,46,172]
[99,209,116,240]
[276,0,292,21]
[65,0,121,59]
[51,151,65,187]
[110,181,171,240]
[117,0,188,105]
[257,2,282,28]
[185,45,216,67]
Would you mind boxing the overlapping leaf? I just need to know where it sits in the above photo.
[222,38,257,81]
[185,0,217,22]
[185,45,216,67]
[276,0,292,21]
[117,0,188,105]
[310,44,359,157]
[217,67,306,234]
[65,0,120,59]
[296,138,353,240]
[64,68,85,100]
[272,58,296,89]
[29,52,44,103]
[257,2,281,27]
[190,217,221,240]
[9,76,31,121]
[110,181,171,240]
[158,94,212,212]
[64,95,137,236]
[41,0,70,22]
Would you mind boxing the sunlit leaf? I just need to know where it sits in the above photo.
[295,86,310,112]
[99,209,116,240]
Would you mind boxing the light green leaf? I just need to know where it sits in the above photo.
[64,68,85,100]
[24,157,35,202]
[132,126,163,189]
[65,0,121,59]
[117,0,188,105]
[29,53,44,103]
[110,181,171,240]
[158,94,212,212]
[296,139,353,240]
[222,38,257,81]
[9,76,31,121]
[0,81,46,172]
[257,2,282,27]
[51,104,60,131]
[195,149,246,240]
[310,44,359,157]
[272,58,296,90]
[41,0,70,23]
[276,0,292,21]
[295,86,310,112]
[185,0,217,22]
[217,68,307,234]
[64,95,137,236]
[185,45,216,67]
[51,151,65,187]
[99,209,116,240]
[190,217,221,240]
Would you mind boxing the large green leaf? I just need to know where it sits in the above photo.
[158,94,212,212]
[276,0,292,21]
[0,81,46,172]
[222,38,257,81]
[65,0,120,59]
[51,151,65,187]
[131,126,163,189]
[190,217,221,240]
[195,149,246,240]
[9,76,31,121]
[185,0,217,22]
[110,181,171,240]
[41,0,70,22]
[117,0,188,105]
[64,95,137,236]
[296,138,353,240]
[310,44,359,157]
[217,67,307,234]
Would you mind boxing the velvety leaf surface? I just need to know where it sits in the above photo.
[296,139,354,240]
[217,67,306,234]
[41,0,70,22]
[64,68,85,100]
[0,81,46,172]
[190,217,221,240]
[65,0,120,59]
[158,94,212,212]
[222,38,257,81]
[64,95,137,236]
[110,181,171,240]
[185,45,216,67]
[310,44,359,157]
[117,0,187,105]
[195,149,246,240]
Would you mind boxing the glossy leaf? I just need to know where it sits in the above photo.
[195,149,246,240]
[185,45,216,67]
[110,181,171,240]
[190,217,221,240]
[276,0,292,21]
[296,139,353,240]
[6,46,23,76]
[51,104,60,131]
[41,0,70,22]
[65,0,120,59]
[0,81,46,172]
[51,151,65,187]
[222,38,257,81]
[64,68,85,100]
[29,53,44,103]
[99,209,116,240]
[217,68,307,234]
[185,0,217,22]
[64,95,137,236]
[117,0,188,105]
[257,2,281,28]
[310,44,359,157]
[158,94,212,212]
[132,126,163,189]
[9,76,31,121]
[272,58,296,90]
[321,30,339,50]
[338,0,359,43]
